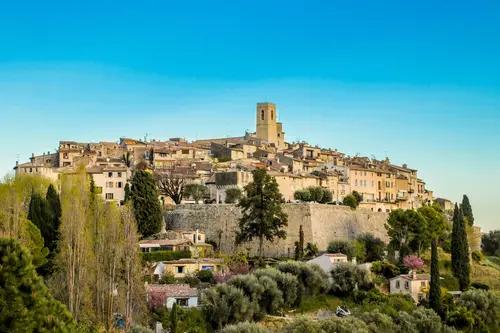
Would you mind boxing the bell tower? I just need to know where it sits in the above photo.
[256,102,285,149]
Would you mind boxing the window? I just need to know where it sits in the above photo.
[105,193,114,200]
[261,110,264,120]
[201,265,214,270]
[117,182,123,188]
[106,182,114,188]
[396,281,400,289]
[176,266,185,274]
[176,298,189,307]
[117,172,122,177]
[404,281,410,289]
[63,153,68,159]
[108,172,113,177]
[271,110,274,120]
[421,281,426,287]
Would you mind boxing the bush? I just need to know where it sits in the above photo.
[352,191,363,205]
[201,284,254,330]
[481,230,500,256]
[276,261,329,296]
[320,316,370,333]
[397,308,456,333]
[227,274,264,319]
[225,188,242,204]
[293,186,332,203]
[371,260,399,279]
[357,233,386,262]
[343,194,358,209]
[141,250,191,262]
[358,309,397,333]
[220,322,267,333]
[457,289,499,328]
[471,250,483,262]
[330,263,372,297]
[253,268,300,307]
[327,240,356,259]
[196,269,215,284]
[294,189,312,202]
[446,306,476,332]
[280,317,322,333]
[158,272,176,284]
[256,275,284,314]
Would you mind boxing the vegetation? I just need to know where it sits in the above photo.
[293,186,332,203]
[0,238,77,332]
[330,263,372,296]
[225,187,243,204]
[141,249,191,262]
[342,194,358,209]
[183,183,209,203]
[130,170,163,237]
[461,195,474,226]
[356,233,386,262]
[451,204,470,290]
[236,169,288,261]
[294,225,304,260]
[481,230,499,257]
[155,172,185,205]
[327,240,357,259]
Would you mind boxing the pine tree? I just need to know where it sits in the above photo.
[451,204,470,290]
[0,238,77,332]
[236,169,288,261]
[461,195,474,226]
[130,170,163,237]
[429,239,441,314]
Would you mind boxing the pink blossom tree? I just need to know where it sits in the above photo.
[403,255,424,271]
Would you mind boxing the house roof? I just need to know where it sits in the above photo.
[390,273,430,281]
[163,258,224,265]
[146,284,198,298]
[139,239,192,247]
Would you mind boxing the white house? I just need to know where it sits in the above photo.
[146,284,198,309]
[307,253,349,274]
[389,271,429,303]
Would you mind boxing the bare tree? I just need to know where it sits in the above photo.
[155,172,185,204]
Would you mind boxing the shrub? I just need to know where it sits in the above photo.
[358,309,397,333]
[481,230,500,256]
[293,187,332,203]
[181,274,201,287]
[141,250,191,262]
[327,240,356,259]
[457,289,499,328]
[397,308,456,333]
[471,250,482,262]
[446,306,476,332]
[294,189,312,202]
[357,233,386,262]
[227,274,264,319]
[320,316,370,333]
[276,261,329,296]
[196,269,215,284]
[220,322,267,333]
[158,272,176,284]
[281,317,322,333]
[256,275,284,314]
[352,191,363,205]
[304,242,319,258]
[225,188,242,204]
[253,267,300,307]
[330,263,372,297]
[371,260,399,279]
[201,284,254,330]
[343,194,358,209]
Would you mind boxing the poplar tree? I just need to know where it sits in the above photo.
[461,195,474,226]
[130,170,163,237]
[451,204,470,290]
[236,168,288,261]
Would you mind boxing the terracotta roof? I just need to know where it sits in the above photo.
[146,284,198,297]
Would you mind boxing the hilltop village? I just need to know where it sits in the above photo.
[15,102,437,212]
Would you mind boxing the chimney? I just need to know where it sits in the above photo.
[412,270,417,280]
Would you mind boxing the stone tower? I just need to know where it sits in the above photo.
[256,102,285,149]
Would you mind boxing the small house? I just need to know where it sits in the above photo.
[389,271,429,303]
[306,253,349,274]
[146,284,198,309]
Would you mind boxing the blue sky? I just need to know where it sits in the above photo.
[1,1,499,231]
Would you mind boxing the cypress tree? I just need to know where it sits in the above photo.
[294,225,304,260]
[170,303,178,333]
[429,239,441,314]
[28,192,52,275]
[124,183,131,203]
[451,204,470,290]
[45,184,61,251]
[461,195,474,226]
[130,170,163,237]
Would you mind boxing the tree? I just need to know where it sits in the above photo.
[385,209,426,261]
[293,187,332,203]
[124,183,131,203]
[429,239,441,314]
[0,238,77,332]
[403,255,424,271]
[357,233,385,262]
[170,303,178,333]
[330,263,372,296]
[457,289,499,329]
[352,191,363,205]
[130,170,163,237]
[122,151,132,167]
[225,187,243,204]
[46,184,61,247]
[236,169,288,261]
[304,242,319,258]
[342,194,358,209]
[327,240,356,259]
[461,195,474,226]
[294,189,311,202]
[183,183,208,203]
[27,191,53,274]
[155,172,185,205]
[481,230,500,256]
[451,204,470,290]
[294,225,304,260]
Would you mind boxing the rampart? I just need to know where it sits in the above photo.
[165,203,389,257]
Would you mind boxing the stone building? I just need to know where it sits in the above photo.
[256,102,286,150]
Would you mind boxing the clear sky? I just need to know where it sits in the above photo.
[1,1,499,231]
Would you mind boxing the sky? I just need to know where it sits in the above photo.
[0,1,499,231]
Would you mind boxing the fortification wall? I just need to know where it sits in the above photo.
[165,203,389,257]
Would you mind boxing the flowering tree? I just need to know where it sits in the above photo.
[403,255,424,271]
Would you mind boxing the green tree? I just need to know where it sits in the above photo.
[327,240,356,259]
[451,204,470,290]
[236,169,288,261]
[183,183,209,203]
[342,194,358,209]
[0,238,77,332]
[461,195,474,226]
[46,184,62,247]
[170,303,178,333]
[225,187,243,204]
[130,170,163,237]
[294,189,311,202]
[294,225,304,260]
[385,209,426,261]
[357,233,385,262]
[429,239,441,314]
[481,230,500,256]
[28,191,53,274]
[330,263,372,296]
[352,190,363,205]
[124,183,131,203]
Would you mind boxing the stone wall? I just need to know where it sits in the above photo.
[165,203,389,257]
